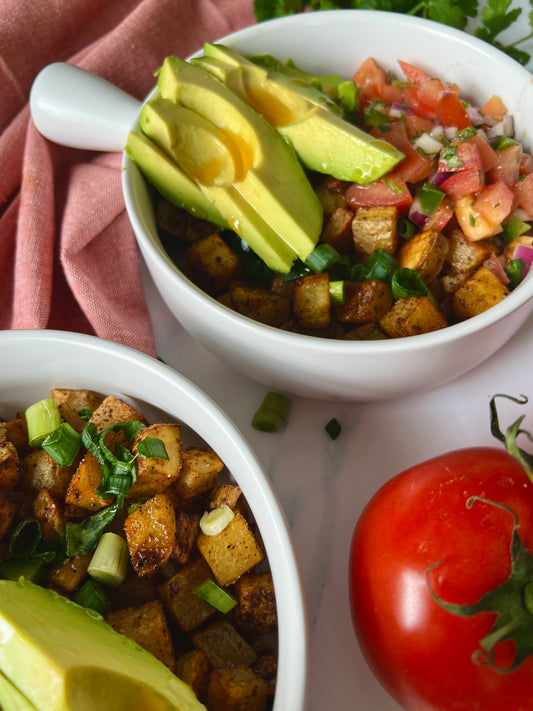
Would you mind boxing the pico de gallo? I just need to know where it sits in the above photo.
[156,56,533,340]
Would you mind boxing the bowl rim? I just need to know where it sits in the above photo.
[123,8,533,357]
[0,328,308,711]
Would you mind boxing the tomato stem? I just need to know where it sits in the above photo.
[489,394,533,482]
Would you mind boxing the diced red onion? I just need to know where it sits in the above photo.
[444,126,458,141]
[514,244,533,277]
[408,197,426,227]
[389,102,413,118]
[466,105,484,126]
[428,170,451,186]
[486,115,514,140]
[483,253,510,285]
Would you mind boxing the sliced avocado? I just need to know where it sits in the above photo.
[125,130,227,228]
[0,671,37,710]
[139,98,297,272]
[156,56,322,266]
[0,579,205,711]
[198,43,404,185]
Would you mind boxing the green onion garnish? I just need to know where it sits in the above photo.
[391,268,429,300]
[77,408,93,422]
[65,504,120,557]
[365,248,398,283]
[0,559,46,584]
[88,532,129,588]
[252,392,291,433]
[329,280,345,305]
[304,244,341,274]
[397,218,416,240]
[325,418,342,440]
[25,398,62,447]
[42,422,82,466]
[73,578,110,614]
[505,259,526,289]
[416,183,445,216]
[137,436,170,460]
[193,579,238,613]
[200,505,235,536]
[8,518,42,560]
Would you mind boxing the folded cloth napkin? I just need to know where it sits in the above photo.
[0,0,256,356]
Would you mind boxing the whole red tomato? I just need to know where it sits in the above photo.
[350,444,533,711]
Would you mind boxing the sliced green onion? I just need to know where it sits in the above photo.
[88,532,129,588]
[365,248,398,283]
[200,505,235,536]
[42,422,82,466]
[502,217,531,244]
[416,183,445,216]
[77,408,93,422]
[505,259,526,289]
[25,398,62,447]
[252,392,291,433]
[304,244,340,274]
[73,578,110,614]
[0,559,46,584]
[65,503,120,556]
[325,418,342,440]
[104,473,133,498]
[279,260,312,282]
[391,268,429,300]
[397,217,416,240]
[8,518,42,560]
[193,579,237,613]
[329,280,345,305]
[137,436,169,460]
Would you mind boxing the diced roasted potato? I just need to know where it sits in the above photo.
[50,388,105,420]
[124,493,176,577]
[344,322,389,340]
[229,286,291,327]
[206,665,269,711]
[88,395,147,433]
[191,620,257,670]
[334,280,392,324]
[379,296,448,337]
[156,198,215,242]
[21,449,76,500]
[32,488,65,539]
[209,484,242,511]
[47,554,91,592]
[171,509,201,565]
[234,572,277,637]
[445,229,493,274]
[4,417,28,451]
[320,206,354,254]
[175,649,211,700]
[0,491,19,540]
[453,266,509,320]
[187,233,242,295]
[314,177,350,214]
[440,270,472,294]
[252,656,277,697]
[293,273,331,329]
[352,205,399,256]
[175,447,224,501]
[398,229,449,283]
[105,599,175,669]
[158,555,217,632]
[130,423,182,498]
[197,512,264,587]
[64,450,113,512]
[0,441,20,490]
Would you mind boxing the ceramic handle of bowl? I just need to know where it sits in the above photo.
[29,62,142,152]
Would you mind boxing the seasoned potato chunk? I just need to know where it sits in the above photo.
[187,233,242,295]
[32,488,65,539]
[453,266,509,320]
[197,512,264,587]
[47,554,91,592]
[191,620,257,670]
[352,205,399,256]
[158,555,217,632]
[334,280,392,324]
[4,417,28,451]
[21,449,76,500]
[88,395,147,432]
[209,484,242,511]
[234,572,277,637]
[398,229,449,283]
[321,206,354,253]
[293,273,331,329]
[105,599,175,669]
[206,665,269,711]
[175,447,224,500]
[64,450,113,512]
[0,441,20,490]
[379,296,448,337]
[0,491,19,540]
[130,423,182,498]
[176,649,211,699]
[229,286,291,327]
[445,229,493,274]
[50,389,105,432]
[124,493,176,577]
[171,509,201,565]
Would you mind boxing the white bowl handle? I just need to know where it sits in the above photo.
[29,62,142,152]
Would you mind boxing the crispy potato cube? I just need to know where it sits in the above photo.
[206,666,269,711]
[21,449,76,499]
[440,270,472,294]
[315,178,350,213]
[105,599,175,668]
[293,273,331,329]
[197,512,264,587]
[175,447,224,501]
[47,554,91,592]
[252,656,277,696]
[453,266,509,321]
[0,441,20,490]
[187,233,242,295]
[50,388,105,419]
[156,198,214,242]
[0,491,19,540]
[4,417,28,450]
[398,229,449,283]
[379,296,448,337]
[176,649,211,700]
[158,555,217,632]
[192,620,257,670]
[32,488,65,539]
[334,280,392,324]
[130,423,182,498]
[321,206,354,253]
[344,322,389,340]
[445,229,492,274]
[171,509,201,565]
[89,395,147,433]
[229,286,291,327]
[124,492,176,577]
[352,205,399,256]
[64,450,113,512]
[209,484,242,511]
[234,572,277,637]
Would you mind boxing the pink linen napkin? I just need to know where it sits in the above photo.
[0,0,256,356]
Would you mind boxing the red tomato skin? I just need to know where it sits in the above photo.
[350,446,533,711]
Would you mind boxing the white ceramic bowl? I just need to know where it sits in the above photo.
[0,329,307,711]
[30,11,533,401]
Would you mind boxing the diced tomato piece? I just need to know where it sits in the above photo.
[520,152,533,176]
[354,57,388,86]
[455,196,499,241]
[346,174,413,215]
[438,140,483,175]
[436,92,472,130]
[440,169,485,200]
[514,173,533,220]
[397,60,429,85]
[475,182,514,225]
[423,201,455,232]
[468,133,499,173]
[404,114,435,138]
[417,78,447,112]
[372,122,433,183]
[379,83,405,107]
[487,144,523,186]
[402,85,437,121]
[481,94,508,121]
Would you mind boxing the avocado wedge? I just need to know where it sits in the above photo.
[0,671,38,711]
